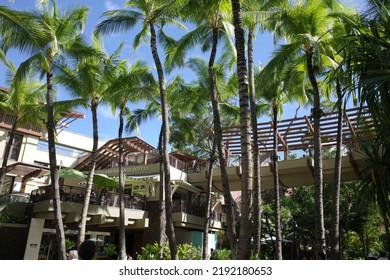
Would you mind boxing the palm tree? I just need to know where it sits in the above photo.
[346,0,390,255]
[230,0,254,260]
[0,0,88,259]
[106,60,155,259]
[0,53,46,195]
[56,35,136,248]
[95,0,186,259]
[166,0,240,258]
[321,13,356,259]
[265,0,349,257]
[240,0,283,259]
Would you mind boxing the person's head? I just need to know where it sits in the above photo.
[67,250,78,260]
[78,240,96,260]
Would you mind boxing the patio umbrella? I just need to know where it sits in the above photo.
[92,174,118,189]
[44,167,87,179]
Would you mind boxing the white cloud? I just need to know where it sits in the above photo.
[104,0,121,10]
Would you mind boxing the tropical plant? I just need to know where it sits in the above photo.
[346,0,390,255]
[0,53,45,195]
[167,0,239,258]
[103,243,118,259]
[95,0,187,259]
[65,238,76,251]
[263,0,350,257]
[0,0,89,259]
[106,60,155,259]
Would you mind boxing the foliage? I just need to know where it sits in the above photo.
[216,248,231,260]
[137,242,202,260]
[137,243,171,260]
[0,211,27,225]
[65,239,76,251]
[177,243,201,260]
[103,243,118,257]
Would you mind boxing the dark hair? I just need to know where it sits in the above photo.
[78,240,96,260]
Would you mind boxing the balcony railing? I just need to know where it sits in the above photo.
[30,186,146,210]
[171,199,222,222]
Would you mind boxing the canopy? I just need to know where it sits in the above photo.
[46,168,118,188]
[44,167,87,179]
[92,174,118,189]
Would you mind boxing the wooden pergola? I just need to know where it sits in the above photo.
[75,137,157,171]
[221,107,375,161]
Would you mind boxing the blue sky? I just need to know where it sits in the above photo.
[1,0,366,148]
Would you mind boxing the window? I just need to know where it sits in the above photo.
[37,140,85,158]
[8,134,23,161]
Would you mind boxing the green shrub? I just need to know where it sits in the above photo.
[137,242,202,260]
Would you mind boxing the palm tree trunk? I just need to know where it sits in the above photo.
[149,23,177,260]
[209,26,237,258]
[306,46,326,258]
[0,120,18,194]
[118,104,127,260]
[202,138,216,260]
[77,102,99,247]
[330,79,343,260]
[272,102,282,260]
[231,0,253,260]
[46,67,66,260]
[248,28,262,259]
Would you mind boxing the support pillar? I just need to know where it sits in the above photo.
[23,218,45,260]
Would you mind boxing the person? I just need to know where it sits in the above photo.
[378,251,388,260]
[210,248,217,260]
[99,188,107,206]
[90,191,97,204]
[67,250,78,260]
[78,240,96,260]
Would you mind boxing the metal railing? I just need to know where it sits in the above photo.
[171,199,222,221]
[30,186,146,210]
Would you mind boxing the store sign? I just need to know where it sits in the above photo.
[95,163,159,177]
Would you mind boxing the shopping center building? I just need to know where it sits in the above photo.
[0,101,371,259]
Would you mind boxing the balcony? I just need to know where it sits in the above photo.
[30,186,146,210]
[171,199,223,231]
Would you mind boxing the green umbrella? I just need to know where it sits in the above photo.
[44,168,87,179]
[92,173,118,188]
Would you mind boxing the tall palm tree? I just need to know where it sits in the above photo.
[241,0,283,259]
[0,53,45,195]
[321,13,356,259]
[95,0,186,259]
[230,0,253,260]
[56,35,135,247]
[106,60,155,259]
[166,0,240,258]
[257,57,310,259]
[0,0,88,259]
[265,0,348,257]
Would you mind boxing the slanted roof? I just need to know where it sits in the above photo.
[76,136,157,171]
